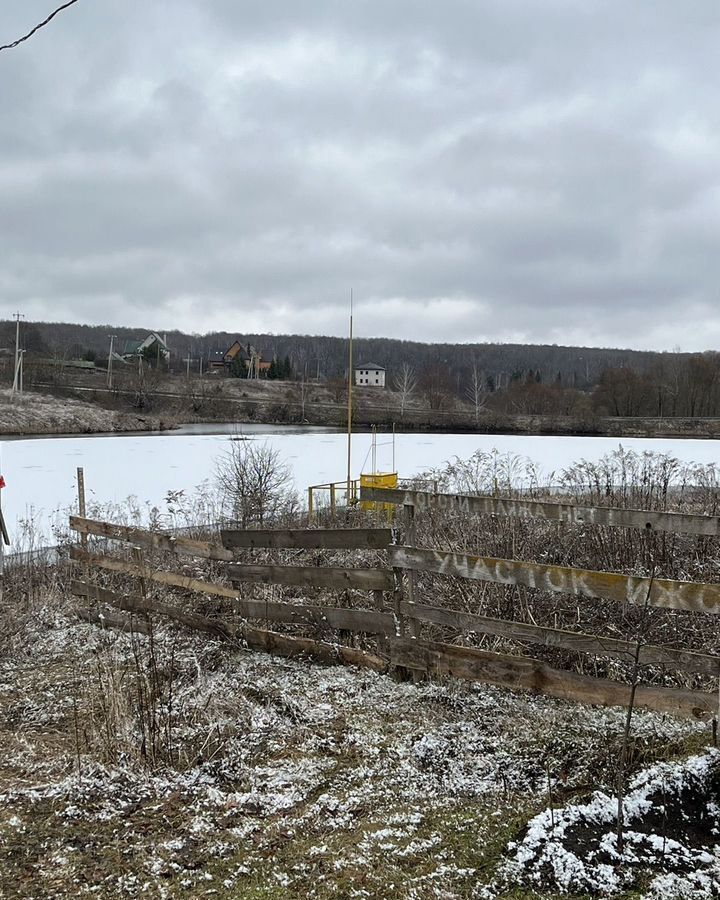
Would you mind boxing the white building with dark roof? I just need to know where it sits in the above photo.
[354,362,385,387]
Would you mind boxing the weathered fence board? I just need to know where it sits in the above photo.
[72,579,394,635]
[362,486,720,536]
[390,638,716,720]
[390,545,720,615]
[70,549,393,622]
[71,581,387,672]
[402,601,720,675]
[221,527,392,550]
[70,516,234,561]
[70,546,241,600]
[227,563,393,591]
[72,580,233,638]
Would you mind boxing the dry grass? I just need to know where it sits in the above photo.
[0,388,163,436]
[0,571,710,899]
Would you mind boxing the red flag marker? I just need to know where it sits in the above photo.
[0,476,6,489]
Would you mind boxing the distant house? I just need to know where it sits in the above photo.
[208,340,249,373]
[122,332,170,364]
[354,363,386,387]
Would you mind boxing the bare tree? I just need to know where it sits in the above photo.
[215,439,295,527]
[115,358,162,411]
[327,376,347,404]
[297,372,309,422]
[465,361,488,425]
[421,366,454,411]
[392,363,417,422]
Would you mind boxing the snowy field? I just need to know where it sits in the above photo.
[1,587,718,899]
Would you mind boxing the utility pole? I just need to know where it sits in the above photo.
[11,312,24,398]
[184,356,192,379]
[107,335,116,389]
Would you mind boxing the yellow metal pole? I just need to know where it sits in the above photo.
[346,289,353,510]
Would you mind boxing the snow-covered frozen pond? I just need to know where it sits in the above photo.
[2,423,720,550]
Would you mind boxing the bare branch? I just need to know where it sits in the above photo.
[0,0,80,53]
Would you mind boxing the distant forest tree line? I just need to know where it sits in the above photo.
[2,319,720,418]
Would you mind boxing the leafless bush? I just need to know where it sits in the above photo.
[214,438,297,527]
[0,513,64,654]
[71,613,236,771]
[415,448,547,498]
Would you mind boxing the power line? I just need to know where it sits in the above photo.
[0,0,80,53]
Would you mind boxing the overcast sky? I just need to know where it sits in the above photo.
[1,1,719,350]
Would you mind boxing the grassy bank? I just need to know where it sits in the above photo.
[0,389,170,437]
[9,376,720,439]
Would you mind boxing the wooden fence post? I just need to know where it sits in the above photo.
[307,486,314,524]
[330,483,336,517]
[77,467,87,551]
[404,503,420,641]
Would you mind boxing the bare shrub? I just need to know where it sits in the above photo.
[214,439,296,527]
[413,448,546,498]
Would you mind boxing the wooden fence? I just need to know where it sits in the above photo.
[359,485,720,536]
[69,501,720,721]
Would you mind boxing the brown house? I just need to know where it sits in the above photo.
[208,340,248,373]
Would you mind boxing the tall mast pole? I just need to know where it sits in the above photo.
[346,289,353,507]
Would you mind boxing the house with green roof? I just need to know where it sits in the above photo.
[122,332,170,365]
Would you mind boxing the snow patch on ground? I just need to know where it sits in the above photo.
[500,750,720,896]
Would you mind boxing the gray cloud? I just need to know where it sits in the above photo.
[1,0,720,350]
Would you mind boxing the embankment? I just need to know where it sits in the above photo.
[0,389,169,436]
[8,378,720,439]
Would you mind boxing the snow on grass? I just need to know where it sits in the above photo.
[500,750,720,896]
[0,595,716,898]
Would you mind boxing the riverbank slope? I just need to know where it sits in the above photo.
[7,379,720,439]
[0,390,169,436]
